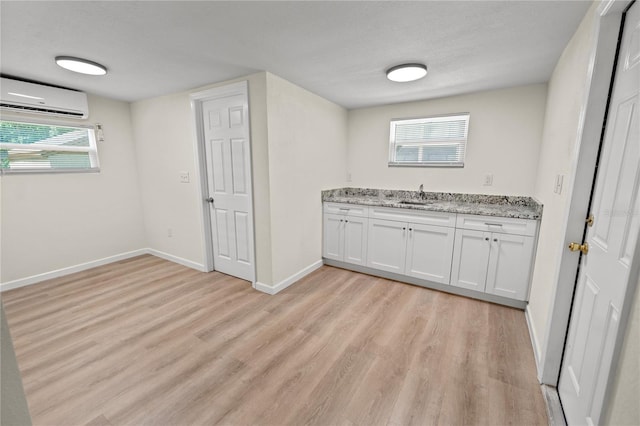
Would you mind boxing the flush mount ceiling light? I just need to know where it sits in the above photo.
[386,63,427,82]
[55,56,107,75]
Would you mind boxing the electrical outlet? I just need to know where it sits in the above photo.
[179,172,190,183]
[346,172,352,183]
[167,228,173,238]
[483,174,493,186]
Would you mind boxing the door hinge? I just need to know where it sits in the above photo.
[586,214,594,227]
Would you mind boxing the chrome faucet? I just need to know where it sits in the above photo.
[419,184,425,199]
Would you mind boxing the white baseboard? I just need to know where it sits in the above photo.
[0,248,206,292]
[254,260,323,295]
[0,249,148,292]
[145,249,206,272]
[525,304,543,381]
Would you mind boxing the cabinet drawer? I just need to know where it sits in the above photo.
[369,206,456,228]
[456,214,537,236]
[323,202,368,217]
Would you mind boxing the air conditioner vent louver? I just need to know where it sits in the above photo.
[1,77,88,119]
[0,103,85,117]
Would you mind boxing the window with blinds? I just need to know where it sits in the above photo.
[389,113,470,167]
[0,120,99,173]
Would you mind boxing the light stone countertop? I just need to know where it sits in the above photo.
[322,188,543,220]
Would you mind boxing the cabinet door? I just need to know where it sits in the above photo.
[405,223,455,284]
[343,216,368,266]
[323,214,344,261]
[367,219,407,274]
[451,229,491,292]
[486,234,534,301]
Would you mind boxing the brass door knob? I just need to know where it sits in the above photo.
[568,242,589,255]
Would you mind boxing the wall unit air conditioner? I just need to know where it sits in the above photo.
[1,77,89,119]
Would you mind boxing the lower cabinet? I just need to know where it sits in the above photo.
[323,203,539,305]
[367,219,455,285]
[323,213,368,266]
[450,229,534,301]
[449,229,491,292]
[485,233,535,300]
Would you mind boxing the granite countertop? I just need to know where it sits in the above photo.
[322,188,543,220]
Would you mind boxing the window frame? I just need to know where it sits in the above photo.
[388,112,470,168]
[0,116,100,174]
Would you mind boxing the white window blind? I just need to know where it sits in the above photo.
[389,113,470,167]
[0,120,99,173]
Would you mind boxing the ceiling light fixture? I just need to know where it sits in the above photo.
[386,63,427,82]
[55,56,107,75]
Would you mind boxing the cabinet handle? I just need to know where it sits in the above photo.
[402,227,406,231]
[484,222,504,227]
[485,237,489,241]
[493,238,498,242]
[345,220,349,223]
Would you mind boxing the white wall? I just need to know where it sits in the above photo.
[0,95,146,286]
[526,2,599,364]
[130,72,348,288]
[130,72,271,278]
[130,91,205,269]
[605,276,640,425]
[347,84,547,195]
[265,73,348,285]
[524,3,639,422]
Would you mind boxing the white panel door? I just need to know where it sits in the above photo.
[343,216,368,266]
[323,213,344,262]
[367,219,407,274]
[450,229,491,292]
[405,223,455,284]
[203,94,254,282]
[559,3,640,424]
[485,233,534,301]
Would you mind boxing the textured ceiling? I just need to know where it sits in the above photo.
[0,1,592,109]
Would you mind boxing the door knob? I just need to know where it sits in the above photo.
[205,197,214,203]
[568,242,589,255]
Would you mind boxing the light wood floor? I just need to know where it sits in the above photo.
[2,255,547,426]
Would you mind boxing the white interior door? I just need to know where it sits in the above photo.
[559,3,639,424]
[202,93,254,282]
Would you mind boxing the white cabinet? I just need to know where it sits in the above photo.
[486,233,535,300]
[323,204,368,266]
[405,223,455,284]
[450,229,491,292]
[323,214,344,262]
[366,219,407,273]
[323,204,539,305]
[367,218,455,285]
[451,215,536,301]
[343,216,368,265]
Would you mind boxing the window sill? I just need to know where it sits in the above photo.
[388,162,464,168]
[0,168,101,175]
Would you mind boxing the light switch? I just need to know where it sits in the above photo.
[554,174,564,194]
[483,174,493,186]
[179,172,190,183]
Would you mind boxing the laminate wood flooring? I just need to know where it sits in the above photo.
[2,255,547,425]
